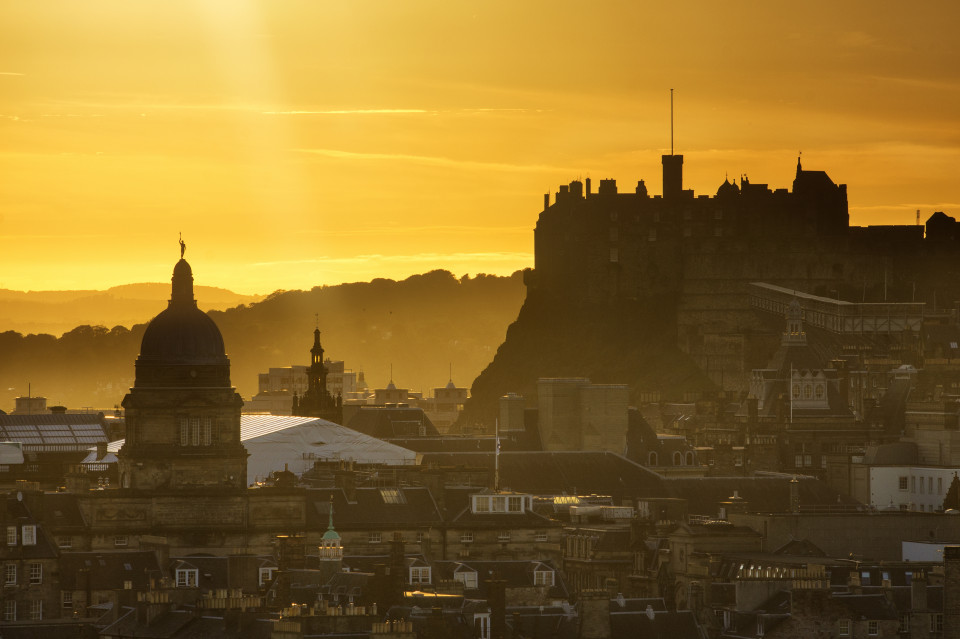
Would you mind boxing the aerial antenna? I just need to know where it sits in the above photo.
[315,313,319,329]
[670,88,674,156]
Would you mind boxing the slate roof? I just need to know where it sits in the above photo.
[60,550,162,590]
[660,475,860,516]
[610,609,701,639]
[431,559,568,600]
[831,593,899,620]
[101,606,274,639]
[306,486,443,529]
[346,406,440,438]
[862,441,918,465]
[417,451,665,499]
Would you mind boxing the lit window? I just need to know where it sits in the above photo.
[175,568,198,587]
[29,563,41,585]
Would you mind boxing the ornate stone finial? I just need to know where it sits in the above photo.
[179,233,186,259]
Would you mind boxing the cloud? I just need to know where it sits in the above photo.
[0,72,24,76]
[264,108,435,115]
[295,148,573,173]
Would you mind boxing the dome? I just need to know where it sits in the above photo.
[132,258,231,390]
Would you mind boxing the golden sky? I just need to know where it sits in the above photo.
[2,1,959,294]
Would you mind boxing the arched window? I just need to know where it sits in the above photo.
[815,384,824,400]
[792,384,801,399]
[673,451,682,466]
[803,384,813,399]
[686,451,695,466]
[648,451,658,466]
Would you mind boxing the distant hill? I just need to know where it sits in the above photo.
[0,284,263,336]
[0,270,526,412]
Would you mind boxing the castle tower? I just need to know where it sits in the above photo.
[662,154,683,198]
[117,250,247,490]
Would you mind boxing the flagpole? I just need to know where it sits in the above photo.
[495,419,501,494]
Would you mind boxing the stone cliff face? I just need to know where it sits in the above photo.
[460,157,960,429]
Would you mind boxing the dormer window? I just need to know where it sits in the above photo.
[471,494,529,514]
[533,568,554,586]
[176,568,198,587]
[21,525,36,546]
[454,568,478,589]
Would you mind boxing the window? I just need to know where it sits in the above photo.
[931,614,944,632]
[792,384,800,399]
[114,535,128,547]
[497,532,511,543]
[648,451,658,466]
[368,532,381,544]
[416,531,425,544]
[795,454,803,468]
[409,567,431,585]
[673,452,682,466]
[175,568,198,587]
[868,620,878,635]
[912,476,916,493]
[804,454,812,467]
[474,496,490,513]
[508,496,523,512]
[821,455,827,469]
[202,418,212,446]
[63,591,73,610]
[920,477,925,494]
[815,384,824,400]
[460,532,474,544]
[5,563,16,585]
[475,612,491,639]
[4,599,15,621]
[939,477,944,494]
[455,570,478,589]
[124,580,132,590]
[609,248,619,263]
[259,567,276,586]
[22,525,36,546]
[6,526,15,546]
[191,418,200,446]
[803,384,812,399]
[899,476,908,491]
[180,417,189,446]
[929,477,934,493]
[30,599,42,620]
[29,563,42,585]
[686,452,695,466]
[534,569,555,586]
[899,612,909,631]
[535,532,548,543]
[57,536,72,549]
[838,619,850,636]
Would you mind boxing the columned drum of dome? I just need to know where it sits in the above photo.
[118,256,248,491]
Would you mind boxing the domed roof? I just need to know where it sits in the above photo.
[138,258,228,365]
